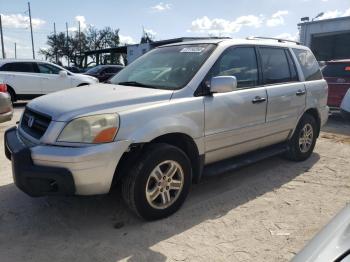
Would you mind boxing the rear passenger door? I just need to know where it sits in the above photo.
[258,47,306,138]
[0,62,42,95]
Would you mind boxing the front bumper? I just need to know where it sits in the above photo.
[5,127,75,196]
[5,127,131,196]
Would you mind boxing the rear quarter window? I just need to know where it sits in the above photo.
[322,64,350,78]
[0,62,36,73]
[292,49,322,81]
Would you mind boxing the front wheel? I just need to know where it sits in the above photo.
[285,114,317,161]
[122,144,192,220]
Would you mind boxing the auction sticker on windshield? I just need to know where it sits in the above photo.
[180,47,205,53]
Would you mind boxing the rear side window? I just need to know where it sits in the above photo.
[292,49,322,81]
[208,47,259,88]
[0,62,36,73]
[259,47,293,85]
[322,64,350,78]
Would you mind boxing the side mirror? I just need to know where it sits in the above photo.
[210,76,237,94]
[59,70,68,77]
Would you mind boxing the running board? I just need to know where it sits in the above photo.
[202,143,288,177]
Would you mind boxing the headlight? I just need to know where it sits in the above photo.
[57,114,119,144]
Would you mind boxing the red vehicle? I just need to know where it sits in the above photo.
[322,59,350,108]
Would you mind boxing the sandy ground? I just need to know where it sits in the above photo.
[0,105,349,262]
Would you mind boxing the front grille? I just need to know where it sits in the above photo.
[21,108,51,140]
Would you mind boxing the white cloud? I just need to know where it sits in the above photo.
[151,2,171,12]
[190,15,263,34]
[266,10,289,27]
[119,35,135,45]
[68,15,88,32]
[274,32,300,42]
[144,28,157,36]
[0,13,45,29]
[315,8,350,20]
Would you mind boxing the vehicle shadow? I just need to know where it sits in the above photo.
[0,153,320,262]
[13,101,28,108]
[322,112,350,136]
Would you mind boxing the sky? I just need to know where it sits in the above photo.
[0,0,349,60]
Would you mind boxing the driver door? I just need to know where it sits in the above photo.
[203,46,268,164]
[37,62,72,94]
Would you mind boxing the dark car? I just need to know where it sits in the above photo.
[64,66,83,73]
[84,65,124,82]
[322,59,350,109]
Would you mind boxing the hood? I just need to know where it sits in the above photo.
[28,84,173,121]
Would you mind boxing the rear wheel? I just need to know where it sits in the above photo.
[122,143,192,220]
[7,87,16,103]
[285,114,317,161]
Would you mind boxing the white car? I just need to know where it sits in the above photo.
[0,59,98,102]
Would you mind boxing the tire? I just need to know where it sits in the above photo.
[122,143,192,220]
[285,113,317,161]
[7,87,16,103]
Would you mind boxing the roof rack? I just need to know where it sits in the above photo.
[246,36,301,45]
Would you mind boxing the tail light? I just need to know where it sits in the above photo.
[0,83,7,93]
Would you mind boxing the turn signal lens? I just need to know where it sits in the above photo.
[93,127,118,143]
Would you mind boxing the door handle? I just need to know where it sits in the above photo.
[252,96,266,104]
[296,89,306,96]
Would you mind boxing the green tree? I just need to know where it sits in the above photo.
[40,26,121,67]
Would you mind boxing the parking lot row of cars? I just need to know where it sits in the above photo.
[0,61,124,123]
[1,57,349,123]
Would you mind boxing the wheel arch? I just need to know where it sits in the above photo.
[113,132,204,186]
[290,108,321,139]
[6,84,17,102]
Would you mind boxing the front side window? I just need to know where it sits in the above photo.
[206,47,259,88]
[37,63,61,74]
[259,47,293,85]
[292,49,322,81]
[110,44,216,90]
[0,62,36,73]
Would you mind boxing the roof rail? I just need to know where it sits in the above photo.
[246,36,301,45]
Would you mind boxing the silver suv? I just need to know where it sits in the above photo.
[4,38,329,220]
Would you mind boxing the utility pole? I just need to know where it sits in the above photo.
[54,22,58,63]
[14,43,17,59]
[28,2,35,59]
[66,22,70,66]
[0,15,5,59]
[78,20,81,66]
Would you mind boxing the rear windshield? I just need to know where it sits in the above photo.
[322,64,350,78]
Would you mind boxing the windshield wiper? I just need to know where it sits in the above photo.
[117,81,157,89]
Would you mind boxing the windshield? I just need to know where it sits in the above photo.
[86,65,103,74]
[110,44,216,90]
